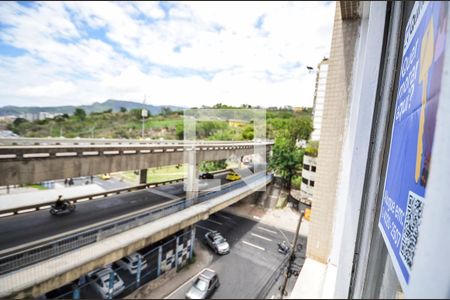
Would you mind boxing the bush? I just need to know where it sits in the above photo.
[291,175,302,190]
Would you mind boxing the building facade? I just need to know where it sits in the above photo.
[292,1,449,299]
[300,155,316,205]
[310,58,329,142]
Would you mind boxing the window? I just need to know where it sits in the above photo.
[310,180,315,187]
[304,164,310,171]
[302,178,308,184]
[312,166,316,172]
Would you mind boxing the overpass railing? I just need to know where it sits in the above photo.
[0,172,272,275]
[0,168,232,217]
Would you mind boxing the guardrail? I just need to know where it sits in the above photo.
[0,168,232,217]
[0,138,271,146]
[0,172,272,275]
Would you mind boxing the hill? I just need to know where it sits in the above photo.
[0,99,185,116]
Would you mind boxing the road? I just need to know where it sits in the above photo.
[0,173,231,252]
[167,211,302,299]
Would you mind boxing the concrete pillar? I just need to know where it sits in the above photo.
[185,162,199,201]
[175,235,180,269]
[136,254,142,286]
[190,226,196,259]
[157,246,162,276]
[107,271,114,299]
[139,169,147,184]
[72,285,80,300]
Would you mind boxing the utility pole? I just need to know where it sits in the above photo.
[280,209,305,299]
[141,95,148,139]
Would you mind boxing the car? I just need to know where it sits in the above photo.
[87,267,125,298]
[185,269,220,299]
[225,171,241,181]
[114,252,148,275]
[204,231,230,255]
[100,173,111,180]
[199,172,214,179]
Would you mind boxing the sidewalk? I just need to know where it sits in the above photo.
[223,201,309,236]
[126,240,213,299]
[0,184,105,211]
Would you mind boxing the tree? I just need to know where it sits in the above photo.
[241,125,254,140]
[161,106,172,116]
[286,117,313,142]
[120,107,127,113]
[270,135,304,190]
[175,123,184,140]
[13,117,29,127]
[74,108,86,120]
[200,159,227,172]
[130,108,142,120]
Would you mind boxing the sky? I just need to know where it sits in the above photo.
[0,1,335,108]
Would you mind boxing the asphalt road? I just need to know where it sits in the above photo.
[0,173,231,252]
[168,211,298,299]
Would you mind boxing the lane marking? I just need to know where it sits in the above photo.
[206,219,222,225]
[253,215,261,220]
[196,224,214,232]
[144,188,178,200]
[258,226,277,235]
[164,268,207,298]
[242,240,265,251]
[277,228,292,247]
[216,213,231,220]
[251,233,272,242]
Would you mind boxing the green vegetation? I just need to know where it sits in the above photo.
[8,105,312,142]
[26,184,48,190]
[119,164,187,184]
[291,175,302,190]
[305,140,319,157]
[199,159,227,172]
[269,115,313,190]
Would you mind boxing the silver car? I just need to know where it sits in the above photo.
[185,269,220,299]
[204,231,230,255]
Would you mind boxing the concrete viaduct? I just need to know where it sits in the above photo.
[0,138,273,186]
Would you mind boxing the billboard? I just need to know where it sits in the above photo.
[378,1,448,289]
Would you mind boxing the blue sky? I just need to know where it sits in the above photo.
[0,1,335,108]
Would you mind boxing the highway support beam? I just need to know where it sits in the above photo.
[139,169,147,184]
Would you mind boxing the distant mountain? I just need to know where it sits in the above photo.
[0,99,186,116]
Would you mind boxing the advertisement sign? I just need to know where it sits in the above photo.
[379,1,448,289]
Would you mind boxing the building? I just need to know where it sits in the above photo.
[299,155,316,205]
[310,58,329,141]
[299,58,328,204]
[291,1,449,299]
[19,112,63,121]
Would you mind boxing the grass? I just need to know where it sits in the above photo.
[118,164,188,184]
[26,184,48,190]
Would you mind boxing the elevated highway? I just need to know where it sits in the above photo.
[0,171,272,298]
[0,138,273,186]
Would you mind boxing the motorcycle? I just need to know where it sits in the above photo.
[277,241,290,255]
[50,200,76,215]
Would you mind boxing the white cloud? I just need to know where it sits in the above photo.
[0,1,335,108]
[17,81,77,98]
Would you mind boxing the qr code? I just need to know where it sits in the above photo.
[400,191,424,269]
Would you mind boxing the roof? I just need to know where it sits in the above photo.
[199,269,216,280]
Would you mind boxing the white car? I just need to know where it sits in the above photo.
[115,253,148,275]
[87,267,125,299]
